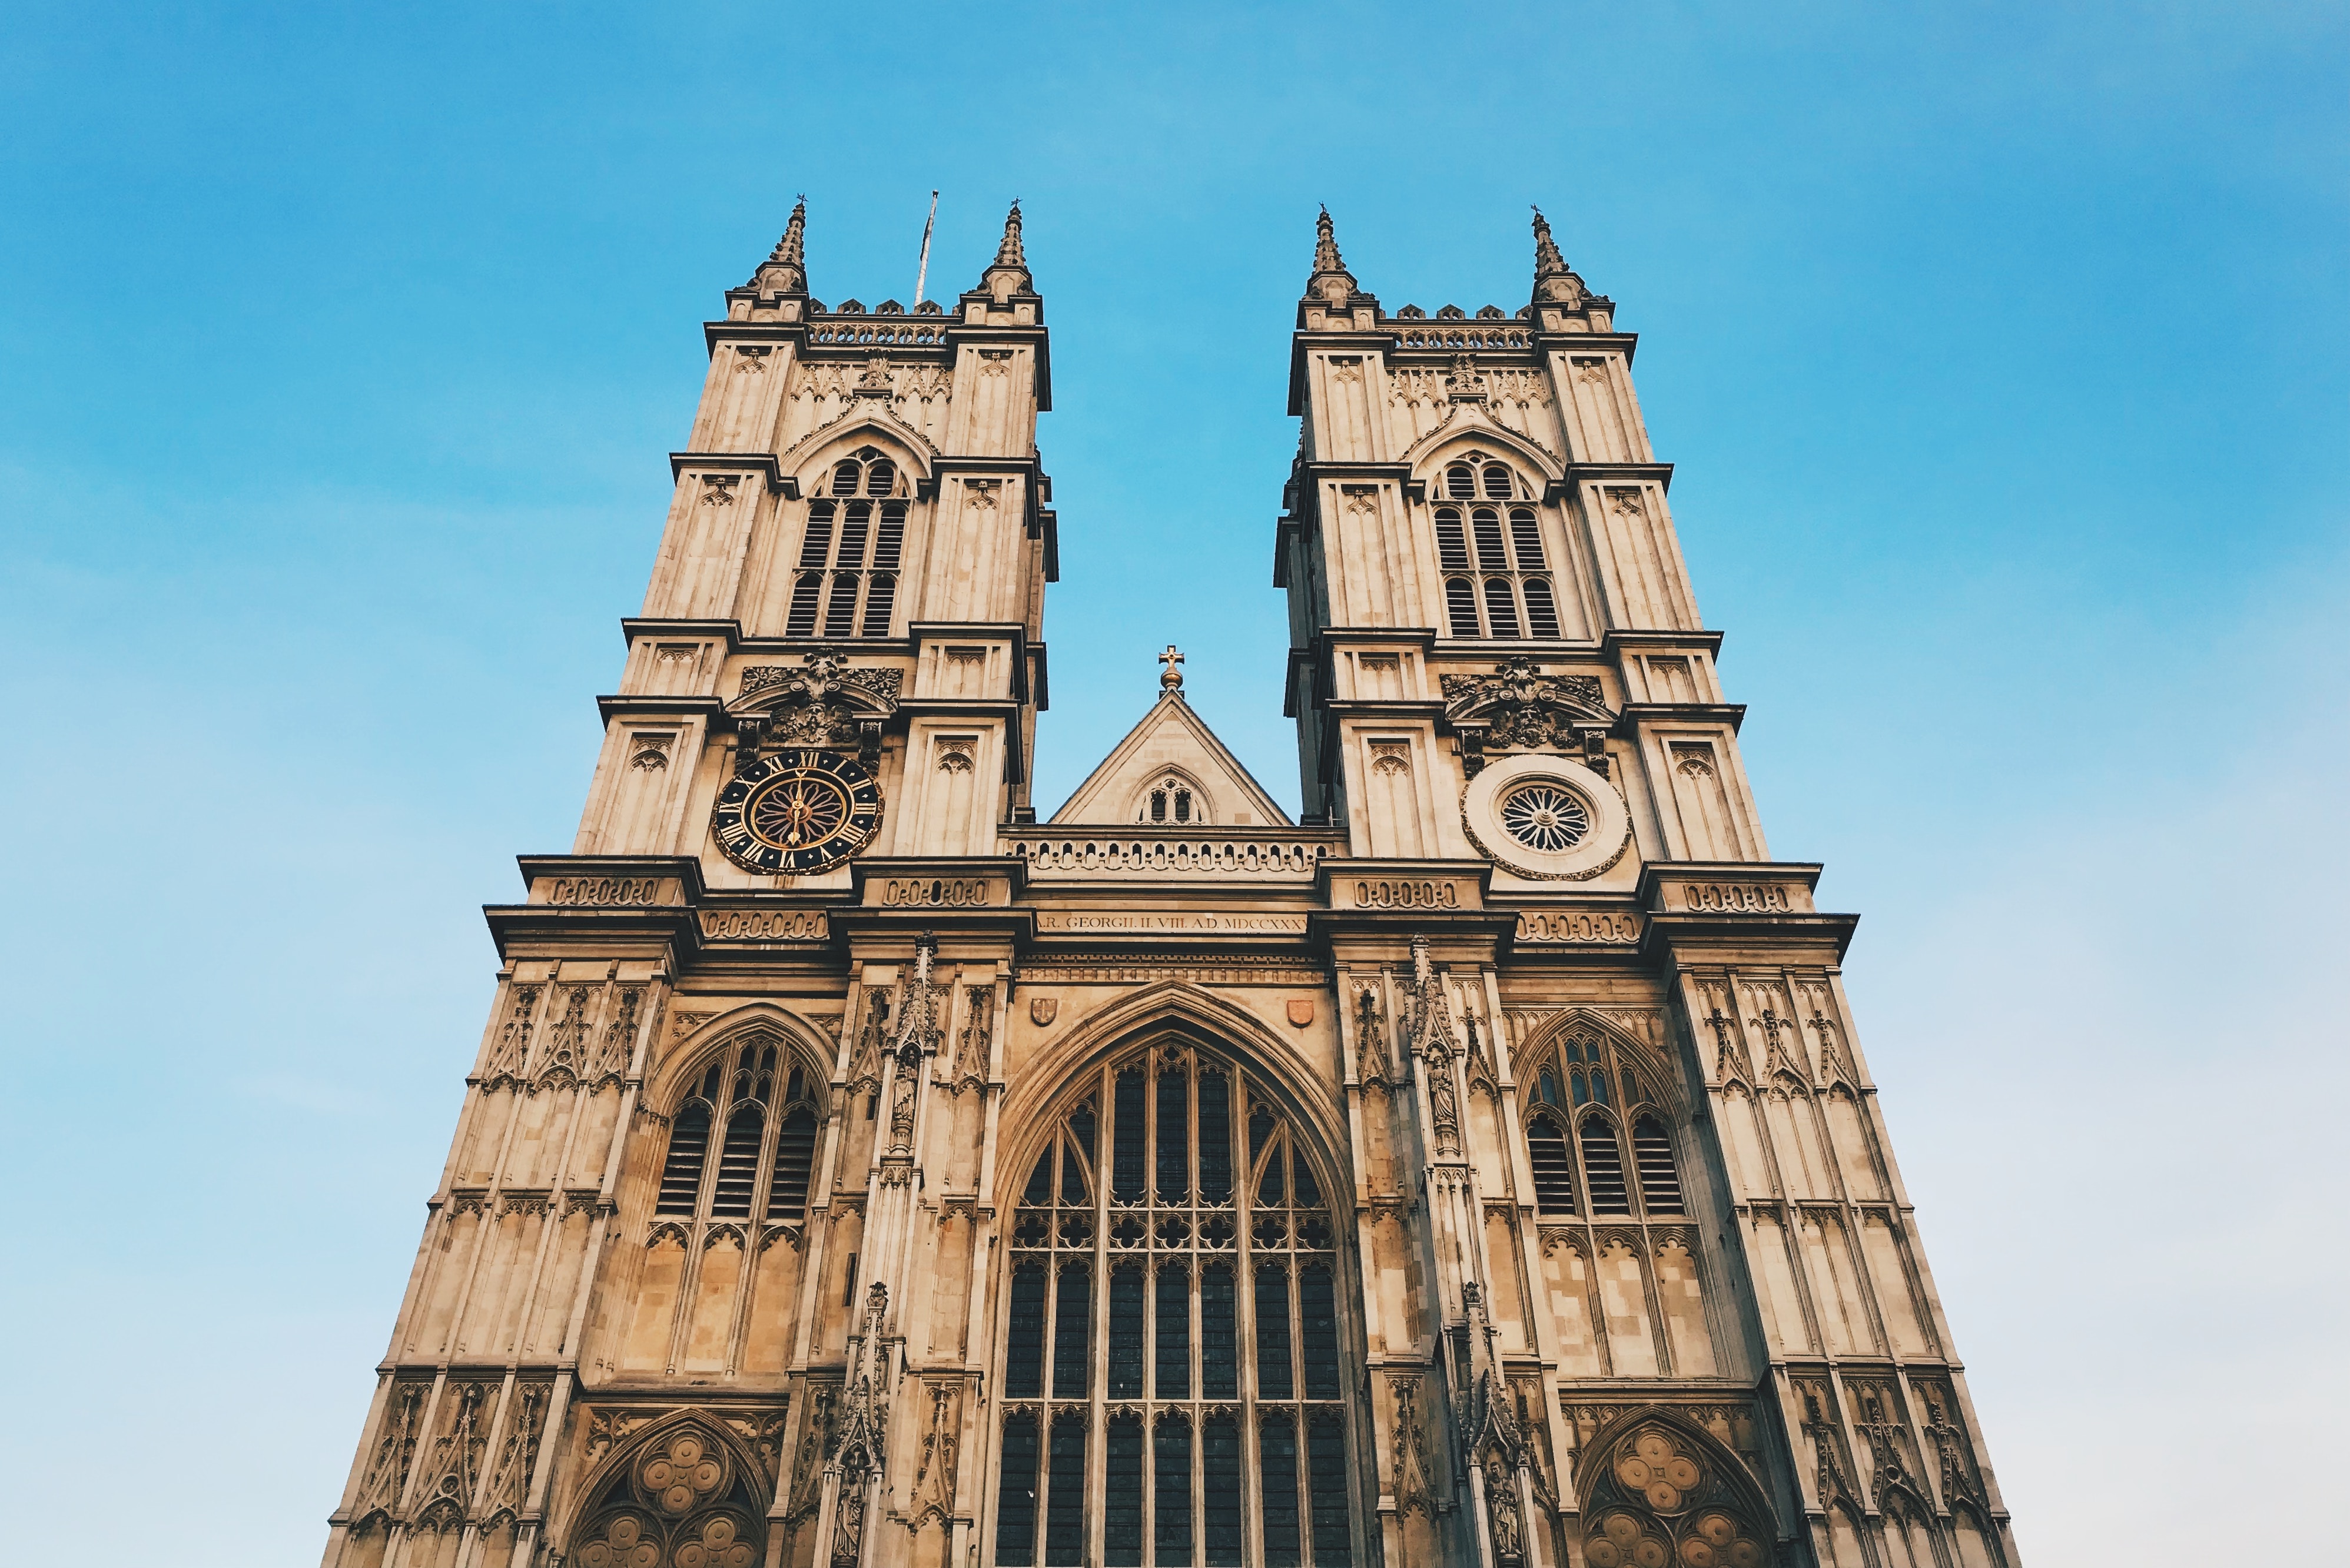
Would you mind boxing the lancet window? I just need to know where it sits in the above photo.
[1433,459,1561,641]
[652,1034,823,1225]
[1523,1030,1685,1218]
[785,447,908,639]
[995,1044,1356,1567]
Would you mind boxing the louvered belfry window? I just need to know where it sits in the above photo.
[784,447,907,639]
[995,1045,1356,1567]
[1521,1029,1688,1221]
[1433,459,1562,640]
[650,1038,823,1226]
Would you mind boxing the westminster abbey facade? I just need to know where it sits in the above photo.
[321,202,2020,1568]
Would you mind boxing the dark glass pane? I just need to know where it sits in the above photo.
[1106,1413,1144,1566]
[1060,1132,1090,1205]
[1257,1141,1284,1205]
[1005,1263,1047,1397]
[1255,1264,1295,1398]
[1200,1262,1238,1398]
[859,573,894,637]
[1582,1117,1631,1214]
[1523,576,1561,638]
[1259,1413,1302,1567]
[871,501,906,569]
[1202,1413,1244,1566]
[1197,1072,1232,1204]
[1298,1264,1340,1398]
[1052,1263,1091,1397]
[785,572,824,637]
[653,1104,710,1215]
[1446,464,1475,500]
[1045,1414,1087,1564]
[1156,1071,1189,1202]
[1539,1068,1560,1106]
[1508,506,1546,567]
[1154,1417,1193,1563]
[1445,577,1481,637]
[1113,1069,1147,1204]
[1634,1114,1687,1214]
[836,499,872,567]
[1483,464,1512,500]
[1249,1105,1276,1169]
[1591,1068,1612,1107]
[1308,1412,1353,1564]
[831,460,861,497]
[766,1106,817,1220]
[1292,1155,1319,1208]
[1484,577,1522,639]
[1472,507,1510,570]
[1156,1264,1191,1399]
[995,1411,1039,1566]
[709,1107,762,1218]
[1109,1267,1146,1398]
[796,504,836,568]
[1435,508,1471,572]
[822,572,861,637]
[1024,1150,1053,1207]
[1070,1100,1098,1164]
[864,459,895,497]
[1528,1114,1577,1214]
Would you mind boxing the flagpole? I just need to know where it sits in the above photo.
[914,190,938,305]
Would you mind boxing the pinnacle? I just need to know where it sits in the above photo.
[774,197,806,267]
[749,197,808,294]
[1312,204,1346,277]
[1531,205,1566,276]
[994,200,1026,269]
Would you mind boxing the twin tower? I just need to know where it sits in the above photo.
[321,202,2019,1568]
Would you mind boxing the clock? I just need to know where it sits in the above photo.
[711,749,883,875]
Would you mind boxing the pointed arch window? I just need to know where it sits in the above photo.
[786,447,907,639]
[997,1045,1356,1566]
[1433,458,1561,641]
[650,1034,825,1228]
[1521,1029,1688,1221]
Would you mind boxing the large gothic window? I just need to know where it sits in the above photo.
[652,1034,824,1225]
[1433,459,1561,641]
[995,1044,1356,1567]
[785,447,907,639]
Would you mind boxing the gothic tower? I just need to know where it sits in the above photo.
[321,202,2019,1568]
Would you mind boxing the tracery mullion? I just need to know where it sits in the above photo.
[1091,1060,1113,1568]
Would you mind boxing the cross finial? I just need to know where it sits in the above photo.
[1158,645,1185,694]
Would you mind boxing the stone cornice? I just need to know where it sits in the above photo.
[1544,462,1674,502]
[670,451,796,497]
[1615,702,1747,736]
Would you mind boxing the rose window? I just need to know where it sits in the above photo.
[1498,780,1591,851]
[572,1424,764,1568]
[1580,1424,1767,1568]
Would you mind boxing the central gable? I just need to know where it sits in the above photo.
[1048,692,1292,827]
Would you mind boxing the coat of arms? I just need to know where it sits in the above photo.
[1029,996,1059,1028]
[1286,998,1316,1028]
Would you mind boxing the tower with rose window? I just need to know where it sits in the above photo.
[321,202,2019,1568]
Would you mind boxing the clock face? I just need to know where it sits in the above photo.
[711,749,883,875]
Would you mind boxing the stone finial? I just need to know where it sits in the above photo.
[1159,644,1186,695]
[994,199,1025,268]
[1532,206,1566,276]
[750,197,809,294]
[1530,204,1592,309]
[1313,204,1346,275]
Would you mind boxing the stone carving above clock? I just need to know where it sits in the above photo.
[732,653,903,766]
[1440,656,1615,778]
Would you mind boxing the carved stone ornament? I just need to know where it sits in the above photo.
[1030,996,1059,1028]
[1440,656,1615,778]
[1286,998,1315,1028]
[731,653,904,765]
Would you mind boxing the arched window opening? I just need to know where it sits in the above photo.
[1429,457,1561,639]
[791,448,910,640]
[998,1047,1356,1566]
[1527,1112,1578,1214]
[571,1424,766,1568]
[1150,789,1167,822]
[650,1033,824,1228]
[1483,577,1522,639]
[1174,788,1193,823]
[1634,1114,1686,1214]
[1581,1115,1631,1214]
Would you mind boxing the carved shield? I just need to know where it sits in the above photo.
[1029,996,1059,1028]
[1286,998,1316,1028]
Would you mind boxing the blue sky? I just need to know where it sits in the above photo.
[2,2,2344,1561]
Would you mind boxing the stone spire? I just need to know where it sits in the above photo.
[1303,204,1360,310]
[1529,204,1595,310]
[1313,204,1346,276]
[748,197,808,296]
[976,198,1034,300]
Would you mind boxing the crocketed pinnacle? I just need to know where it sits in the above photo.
[994,200,1025,268]
[749,197,808,293]
[1531,205,1566,276]
[1313,204,1345,275]
[774,197,807,268]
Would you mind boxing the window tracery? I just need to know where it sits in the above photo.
[1433,459,1561,641]
[570,1421,766,1568]
[786,447,908,639]
[1522,1030,1685,1219]
[652,1032,824,1227]
[995,1044,1355,1566]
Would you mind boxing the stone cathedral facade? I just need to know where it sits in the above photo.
[322,202,2020,1568]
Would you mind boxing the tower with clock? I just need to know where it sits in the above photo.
[320,203,2020,1568]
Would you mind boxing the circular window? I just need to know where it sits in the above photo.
[1499,781,1591,851]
